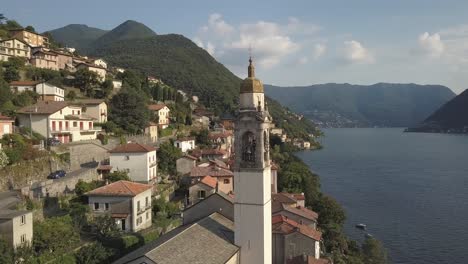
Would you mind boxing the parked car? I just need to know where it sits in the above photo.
[47,138,61,146]
[47,170,67,179]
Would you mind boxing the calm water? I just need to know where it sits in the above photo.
[297,128,468,264]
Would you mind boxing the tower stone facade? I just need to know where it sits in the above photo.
[234,58,272,264]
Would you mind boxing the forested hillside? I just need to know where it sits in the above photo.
[265,83,455,127]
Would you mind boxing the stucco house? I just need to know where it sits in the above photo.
[272,214,323,263]
[10,81,65,101]
[0,38,31,61]
[86,180,152,233]
[17,101,101,143]
[76,99,108,123]
[0,115,14,138]
[176,155,197,175]
[9,28,48,47]
[76,62,107,81]
[173,137,196,153]
[30,50,59,71]
[109,143,158,184]
[51,50,74,70]
[188,175,217,205]
[148,104,170,129]
[0,210,33,249]
[189,165,234,194]
[208,131,233,153]
[144,122,158,143]
[114,212,239,264]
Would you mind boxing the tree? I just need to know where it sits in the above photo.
[92,215,121,238]
[0,238,13,264]
[66,90,77,101]
[74,68,100,97]
[0,149,9,168]
[362,237,388,264]
[157,141,182,175]
[33,215,80,254]
[0,14,6,24]
[100,79,114,98]
[315,195,346,227]
[192,129,209,146]
[3,67,20,83]
[109,91,150,134]
[105,171,130,182]
[25,25,35,32]
[75,242,113,264]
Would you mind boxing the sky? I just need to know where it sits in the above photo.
[3,0,468,93]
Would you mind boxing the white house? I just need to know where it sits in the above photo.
[86,180,152,233]
[112,80,122,89]
[109,143,158,184]
[91,58,107,69]
[0,210,33,249]
[9,81,65,101]
[76,99,108,123]
[17,101,101,143]
[148,104,170,129]
[173,137,196,153]
[76,62,107,82]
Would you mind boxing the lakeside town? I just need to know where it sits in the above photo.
[0,14,387,264]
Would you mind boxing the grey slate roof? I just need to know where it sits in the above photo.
[113,212,238,264]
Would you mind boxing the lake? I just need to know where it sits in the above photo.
[296,128,468,264]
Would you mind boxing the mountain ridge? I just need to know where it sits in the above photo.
[265,83,455,127]
[407,89,468,133]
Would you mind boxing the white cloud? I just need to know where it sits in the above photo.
[193,14,304,69]
[203,13,234,37]
[285,17,321,35]
[313,43,326,59]
[418,32,445,57]
[343,40,374,64]
[298,57,309,65]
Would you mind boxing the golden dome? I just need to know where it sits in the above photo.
[240,57,264,94]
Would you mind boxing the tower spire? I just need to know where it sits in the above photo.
[248,56,255,78]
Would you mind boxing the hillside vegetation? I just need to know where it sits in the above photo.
[407,89,468,133]
[45,24,108,51]
[265,83,455,127]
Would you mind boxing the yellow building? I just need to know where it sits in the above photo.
[0,38,31,61]
[9,29,49,47]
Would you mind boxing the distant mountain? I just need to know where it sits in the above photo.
[265,83,455,127]
[407,89,468,133]
[89,20,157,50]
[46,24,108,51]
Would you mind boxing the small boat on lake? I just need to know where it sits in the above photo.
[355,223,367,230]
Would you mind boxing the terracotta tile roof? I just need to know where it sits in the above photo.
[287,256,331,264]
[0,115,14,121]
[280,192,305,201]
[33,50,58,57]
[281,204,319,221]
[109,143,156,153]
[208,131,232,139]
[148,104,167,111]
[190,166,233,178]
[191,149,228,158]
[86,180,152,197]
[181,154,198,160]
[272,214,322,241]
[272,193,298,205]
[9,80,41,86]
[197,176,218,189]
[17,101,69,115]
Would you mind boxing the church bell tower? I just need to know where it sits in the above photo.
[234,57,272,264]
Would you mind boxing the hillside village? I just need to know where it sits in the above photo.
[0,15,386,264]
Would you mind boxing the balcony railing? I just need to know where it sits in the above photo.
[50,126,102,133]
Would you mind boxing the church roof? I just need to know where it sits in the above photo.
[240,57,264,94]
[113,212,238,264]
